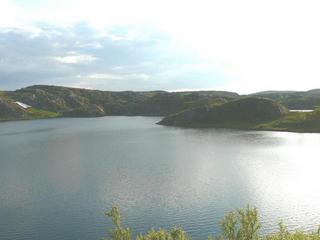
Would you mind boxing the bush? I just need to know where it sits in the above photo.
[102,206,320,240]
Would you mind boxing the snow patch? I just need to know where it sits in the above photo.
[15,101,31,109]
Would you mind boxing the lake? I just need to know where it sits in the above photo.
[0,117,320,240]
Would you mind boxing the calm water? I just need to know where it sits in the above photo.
[1,117,320,240]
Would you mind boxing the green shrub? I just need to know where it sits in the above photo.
[103,206,131,240]
[102,206,320,240]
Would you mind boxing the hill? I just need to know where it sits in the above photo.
[250,89,320,110]
[2,85,320,132]
[158,97,288,128]
[0,91,59,121]
[256,108,320,132]
[3,85,238,119]
[158,96,320,132]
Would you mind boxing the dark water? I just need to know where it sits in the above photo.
[1,117,320,240]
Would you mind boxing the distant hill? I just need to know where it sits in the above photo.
[1,85,238,120]
[250,89,320,110]
[2,85,320,132]
[157,97,288,128]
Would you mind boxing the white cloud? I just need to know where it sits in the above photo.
[69,72,151,90]
[87,73,124,80]
[2,0,320,92]
[75,41,102,49]
[54,54,97,64]
[87,73,150,81]
[0,0,21,27]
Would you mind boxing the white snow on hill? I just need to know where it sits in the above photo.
[15,101,31,109]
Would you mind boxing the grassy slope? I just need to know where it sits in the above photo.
[0,92,59,121]
[158,97,289,128]
[159,98,320,133]
[24,107,60,119]
[257,109,320,132]
[165,111,320,133]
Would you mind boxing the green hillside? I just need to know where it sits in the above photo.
[256,108,320,132]
[5,85,238,118]
[158,97,288,128]
[251,89,320,110]
[0,91,59,121]
[158,97,320,133]
[2,85,320,133]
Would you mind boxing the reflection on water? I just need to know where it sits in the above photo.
[0,117,320,240]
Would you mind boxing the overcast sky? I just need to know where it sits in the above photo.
[0,0,320,93]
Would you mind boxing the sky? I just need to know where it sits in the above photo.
[0,0,320,93]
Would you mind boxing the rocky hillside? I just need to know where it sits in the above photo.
[0,91,58,121]
[5,85,239,118]
[0,92,27,120]
[158,97,289,128]
[2,85,320,132]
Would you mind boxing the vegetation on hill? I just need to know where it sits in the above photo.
[25,107,60,119]
[158,97,320,132]
[1,85,320,132]
[103,206,320,240]
[0,92,26,120]
[256,108,320,132]
[0,91,59,121]
[251,89,320,110]
[158,97,288,128]
[6,85,238,118]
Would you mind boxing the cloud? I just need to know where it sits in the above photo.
[1,0,320,92]
[54,54,97,64]
[87,73,150,81]
[0,21,217,91]
[75,41,102,49]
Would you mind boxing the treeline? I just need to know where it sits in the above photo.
[102,206,320,240]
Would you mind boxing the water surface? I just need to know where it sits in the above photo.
[0,117,320,240]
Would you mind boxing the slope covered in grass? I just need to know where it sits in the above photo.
[257,108,320,132]
[158,97,289,128]
[0,92,59,121]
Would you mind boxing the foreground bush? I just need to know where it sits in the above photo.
[102,206,320,240]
